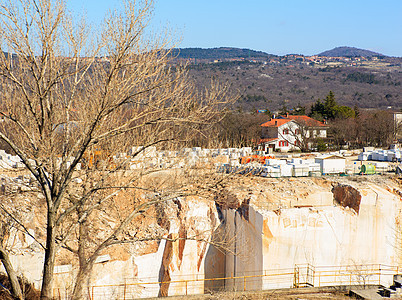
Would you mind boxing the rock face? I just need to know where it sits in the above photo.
[204,203,263,292]
[332,184,362,213]
[2,177,402,298]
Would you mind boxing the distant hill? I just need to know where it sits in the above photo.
[186,58,402,111]
[318,46,385,57]
[171,47,273,60]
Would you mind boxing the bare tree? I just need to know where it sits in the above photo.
[0,0,232,298]
[358,111,394,147]
[0,213,23,300]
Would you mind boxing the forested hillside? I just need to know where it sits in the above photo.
[187,60,402,111]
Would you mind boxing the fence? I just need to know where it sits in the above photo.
[53,263,402,299]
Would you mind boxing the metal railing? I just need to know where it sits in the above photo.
[53,263,402,299]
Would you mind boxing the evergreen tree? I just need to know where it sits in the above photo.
[323,91,337,119]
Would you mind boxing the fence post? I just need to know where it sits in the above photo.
[123,282,126,300]
[244,276,246,291]
[185,281,188,295]
[379,265,381,285]
[88,287,92,300]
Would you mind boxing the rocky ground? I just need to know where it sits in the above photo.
[142,286,360,299]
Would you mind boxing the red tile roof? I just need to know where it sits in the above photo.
[261,115,326,127]
[286,115,326,127]
[261,119,291,127]
[259,138,279,143]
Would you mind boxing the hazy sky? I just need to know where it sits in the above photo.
[67,0,402,57]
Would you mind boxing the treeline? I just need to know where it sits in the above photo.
[186,91,398,150]
[309,91,396,148]
[330,110,395,148]
[171,47,271,60]
[309,91,357,120]
[185,111,270,148]
[345,72,379,84]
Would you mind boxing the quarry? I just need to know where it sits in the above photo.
[1,148,402,299]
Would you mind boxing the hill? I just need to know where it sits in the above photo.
[187,59,402,111]
[171,47,274,60]
[318,46,384,57]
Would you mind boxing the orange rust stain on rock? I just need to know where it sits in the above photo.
[262,220,273,249]
[283,218,291,228]
[263,220,273,238]
[177,224,187,270]
[197,240,208,272]
[158,233,175,297]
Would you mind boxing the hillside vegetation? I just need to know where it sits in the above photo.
[186,59,402,111]
[171,47,401,111]
[318,46,384,57]
[171,47,273,60]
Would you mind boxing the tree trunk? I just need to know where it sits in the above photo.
[71,265,91,300]
[40,215,57,300]
[0,246,23,300]
[71,218,93,300]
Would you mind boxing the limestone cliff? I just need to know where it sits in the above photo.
[1,175,402,298]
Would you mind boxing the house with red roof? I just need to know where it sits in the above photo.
[259,114,328,152]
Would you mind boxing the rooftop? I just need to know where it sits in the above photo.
[261,115,326,128]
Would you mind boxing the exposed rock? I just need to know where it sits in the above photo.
[214,188,240,209]
[158,233,173,297]
[332,184,362,213]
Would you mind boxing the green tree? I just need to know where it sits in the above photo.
[292,103,306,115]
[309,100,325,120]
[310,91,355,121]
[334,105,355,119]
[323,91,337,119]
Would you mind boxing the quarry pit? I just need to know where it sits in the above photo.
[2,169,402,299]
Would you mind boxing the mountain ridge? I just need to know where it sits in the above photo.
[171,47,274,60]
[317,46,385,57]
[171,46,389,60]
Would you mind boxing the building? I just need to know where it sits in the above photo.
[259,114,327,152]
[314,154,346,174]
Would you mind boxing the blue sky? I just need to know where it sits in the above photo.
[66,0,402,57]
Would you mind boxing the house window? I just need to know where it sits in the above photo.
[283,129,289,135]
[279,140,288,147]
[295,129,300,135]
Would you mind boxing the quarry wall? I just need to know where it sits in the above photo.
[2,177,402,298]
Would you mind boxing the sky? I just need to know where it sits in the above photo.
[66,0,402,57]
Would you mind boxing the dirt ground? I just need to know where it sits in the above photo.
[144,286,357,300]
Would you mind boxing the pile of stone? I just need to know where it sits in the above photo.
[0,149,24,169]
[218,154,346,178]
[0,174,34,194]
[358,148,401,162]
[127,146,253,169]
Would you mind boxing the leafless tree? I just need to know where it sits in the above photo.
[0,0,232,298]
[0,208,23,300]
